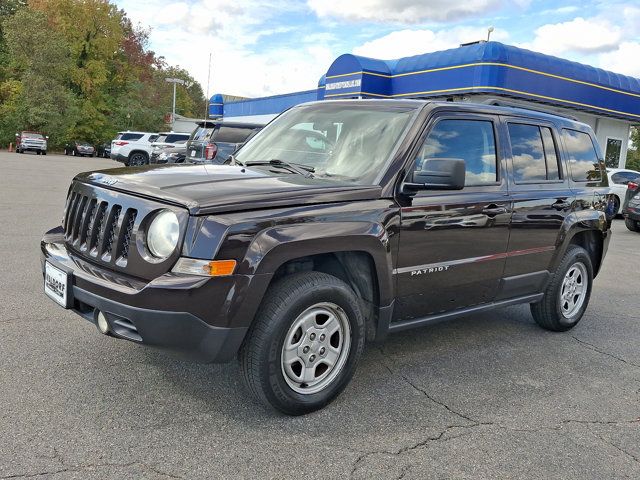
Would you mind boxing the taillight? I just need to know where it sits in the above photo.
[205,143,218,160]
[114,141,129,146]
[628,181,639,190]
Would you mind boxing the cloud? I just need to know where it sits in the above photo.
[525,17,623,56]
[353,27,509,59]
[600,42,640,78]
[307,0,505,24]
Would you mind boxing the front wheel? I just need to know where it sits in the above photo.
[239,272,365,415]
[531,245,593,332]
[626,218,640,232]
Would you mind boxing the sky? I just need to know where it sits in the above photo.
[115,0,640,100]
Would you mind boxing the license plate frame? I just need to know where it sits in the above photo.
[44,262,72,308]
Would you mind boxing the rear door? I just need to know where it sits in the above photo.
[394,113,512,321]
[499,118,573,298]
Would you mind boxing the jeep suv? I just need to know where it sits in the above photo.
[16,131,48,155]
[110,131,158,166]
[41,100,612,415]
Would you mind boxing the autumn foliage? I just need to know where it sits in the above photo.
[0,0,205,148]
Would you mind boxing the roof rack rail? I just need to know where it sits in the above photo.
[480,98,579,121]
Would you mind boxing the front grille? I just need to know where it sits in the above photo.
[63,191,137,266]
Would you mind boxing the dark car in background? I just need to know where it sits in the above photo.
[96,143,111,158]
[64,142,95,157]
[185,121,263,163]
[622,178,640,232]
[150,143,187,164]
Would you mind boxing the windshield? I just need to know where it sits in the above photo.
[23,132,44,139]
[234,103,416,184]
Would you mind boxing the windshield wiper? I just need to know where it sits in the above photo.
[244,159,315,178]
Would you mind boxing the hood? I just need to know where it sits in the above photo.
[74,164,382,214]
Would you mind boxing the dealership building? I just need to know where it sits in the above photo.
[208,41,640,168]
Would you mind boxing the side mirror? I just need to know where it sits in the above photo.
[404,158,466,191]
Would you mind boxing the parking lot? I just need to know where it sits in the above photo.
[1,150,639,479]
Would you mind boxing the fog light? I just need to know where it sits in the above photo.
[97,311,110,334]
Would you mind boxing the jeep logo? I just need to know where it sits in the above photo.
[410,265,450,276]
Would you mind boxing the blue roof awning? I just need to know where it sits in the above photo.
[323,42,640,121]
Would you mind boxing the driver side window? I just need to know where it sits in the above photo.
[415,119,498,186]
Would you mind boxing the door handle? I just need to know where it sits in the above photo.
[482,204,507,216]
[552,200,571,211]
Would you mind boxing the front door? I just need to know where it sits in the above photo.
[394,114,512,322]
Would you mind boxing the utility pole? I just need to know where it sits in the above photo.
[165,77,186,124]
[205,53,212,121]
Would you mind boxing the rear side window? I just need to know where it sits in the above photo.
[561,129,602,182]
[118,133,143,141]
[164,133,189,144]
[508,124,561,182]
[611,171,640,185]
[416,119,497,186]
[213,127,256,144]
[190,127,214,141]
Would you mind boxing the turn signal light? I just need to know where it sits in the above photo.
[628,181,638,190]
[114,141,129,146]
[172,258,237,277]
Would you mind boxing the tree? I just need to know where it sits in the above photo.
[626,127,640,171]
[0,9,77,146]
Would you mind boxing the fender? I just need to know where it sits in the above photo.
[241,221,396,307]
[550,208,608,274]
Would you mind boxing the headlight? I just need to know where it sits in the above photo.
[147,210,179,258]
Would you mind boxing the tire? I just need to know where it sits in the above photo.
[128,152,148,166]
[625,218,640,232]
[612,196,620,217]
[239,271,366,415]
[42,151,46,155]
[531,245,593,332]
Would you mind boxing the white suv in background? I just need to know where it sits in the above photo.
[607,168,640,214]
[110,131,158,166]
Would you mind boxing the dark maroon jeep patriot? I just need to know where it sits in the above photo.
[42,100,611,414]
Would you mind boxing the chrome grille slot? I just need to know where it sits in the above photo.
[79,199,97,250]
[89,202,107,256]
[120,210,137,261]
[101,205,122,260]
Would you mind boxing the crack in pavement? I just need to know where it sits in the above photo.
[589,431,640,465]
[377,347,476,423]
[349,423,489,480]
[571,336,640,369]
[1,461,184,479]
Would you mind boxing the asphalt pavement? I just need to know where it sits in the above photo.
[1,151,639,479]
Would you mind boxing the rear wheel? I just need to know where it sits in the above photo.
[625,218,640,232]
[531,245,593,332]
[239,272,365,415]
[128,152,148,166]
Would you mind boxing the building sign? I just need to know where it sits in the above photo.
[325,79,362,91]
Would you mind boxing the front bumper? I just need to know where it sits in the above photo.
[40,229,260,363]
[110,152,128,163]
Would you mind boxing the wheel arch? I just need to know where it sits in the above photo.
[552,211,608,278]
[241,222,395,340]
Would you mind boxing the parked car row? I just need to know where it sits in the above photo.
[109,122,263,166]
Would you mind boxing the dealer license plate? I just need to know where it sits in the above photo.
[44,262,69,308]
